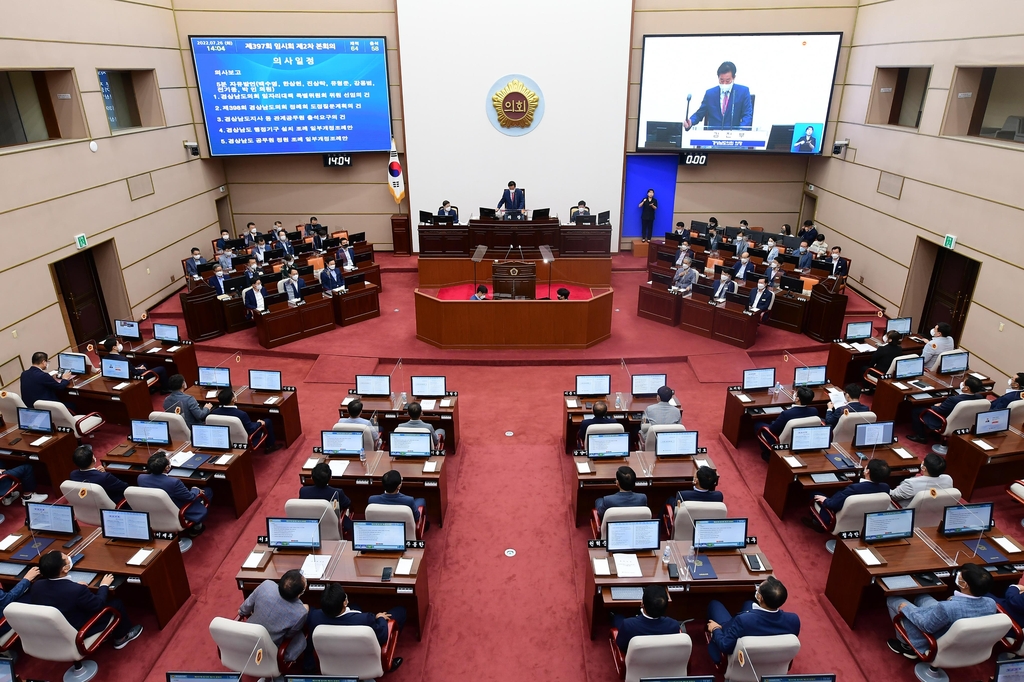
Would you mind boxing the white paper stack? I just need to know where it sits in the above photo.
[0,535,21,551]
[783,455,804,468]
[243,551,265,569]
[613,554,643,578]
[420,399,437,410]
[147,347,160,354]
[827,389,847,408]
[566,398,579,408]
[341,397,355,406]
[264,396,279,405]
[127,549,153,566]
[422,461,438,473]
[205,390,218,399]
[303,457,320,469]
[328,460,349,477]
[854,548,881,566]
[994,536,1022,554]
[440,398,453,408]
[972,439,995,451]
[736,394,752,403]
[214,454,233,466]
[113,382,130,390]
[300,554,331,580]
[29,436,51,447]
[891,447,915,459]
[576,462,591,474]
[166,345,181,352]
[396,557,414,576]
[170,451,194,467]
[852,342,875,353]
[592,558,611,576]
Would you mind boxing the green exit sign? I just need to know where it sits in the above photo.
[943,234,957,250]
[74,234,88,250]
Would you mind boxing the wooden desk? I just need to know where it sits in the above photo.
[764,291,809,335]
[236,541,429,640]
[824,336,928,390]
[636,283,682,327]
[572,451,710,526]
[299,450,448,527]
[329,282,381,327]
[254,293,335,349]
[417,220,611,258]
[340,395,461,455]
[563,394,658,454]
[585,540,769,637]
[64,372,152,426]
[188,385,303,448]
[102,440,256,517]
[872,371,994,423]
[946,430,1024,500]
[124,340,200,386]
[418,257,612,288]
[825,526,1024,628]
[179,282,227,342]
[0,527,189,628]
[762,443,919,518]
[722,386,832,447]
[348,261,382,292]
[0,425,78,488]
[679,293,760,349]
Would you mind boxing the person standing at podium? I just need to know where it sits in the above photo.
[497,181,525,220]
[638,189,657,243]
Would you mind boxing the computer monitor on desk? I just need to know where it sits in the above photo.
[941,502,994,536]
[761,674,837,682]
[348,232,366,243]
[655,430,697,457]
[114,319,141,340]
[411,375,446,397]
[886,317,912,335]
[576,374,610,397]
[223,275,248,293]
[18,407,52,434]
[267,517,320,550]
[27,502,78,535]
[725,292,748,306]
[631,374,666,397]
[389,431,431,458]
[419,210,433,224]
[198,366,231,388]
[793,365,826,388]
[433,214,454,225]
[790,426,831,453]
[249,369,282,392]
[168,673,258,682]
[356,374,390,397]
[780,275,805,293]
[742,368,775,391]
[894,357,924,380]
[101,357,131,380]
[532,208,550,220]
[57,352,87,375]
[132,419,171,446]
[995,658,1024,682]
[717,243,737,256]
[598,210,610,225]
[606,520,660,552]
[479,207,497,219]
[845,321,873,341]
[938,351,969,375]
[692,518,747,550]
[574,215,596,225]
[862,509,914,543]
[976,408,1010,436]
[191,424,231,451]
[322,430,363,456]
[587,432,629,459]
[352,520,405,553]
[853,421,895,449]
[153,323,180,344]
[101,509,152,542]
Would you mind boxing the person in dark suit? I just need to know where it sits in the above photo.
[101,336,167,391]
[208,265,227,295]
[251,237,267,264]
[215,229,231,253]
[747,279,773,319]
[578,401,617,443]
[243,222,260,247]
[828,246,849,278]
[638,189,657,242]
[673,241,695,267]
[706,225,721,253]
[907,375,989,443]
[731,253,752,280]
[438,201,458,222]
[276,229,295,257]
[666,465,724,517]
[706,576,800,664]
[304,584,405,673]
[824,383,870,429]
[613,585,684,654]
[311,229,328,253]
[137,452,211,534]
[470,285,488,301]
[713,272,737,300]
[799,220,818,246]
[300,462,352,537]
[595,466,648,520]
[19,351,71,408]
[303,217,321,237]
[185,247,207,277]
[163,374,212,427]
[991,373,1024,411]
[755,386,818,460]
[797,241,814,270]
[336,238,357,270]
[868,331,908,379]
[803,458,890,532]
[243,257,262,284]
[556,288,570,300]
[69,444,128,504]
[244,278,266,317]
[763,259,783,288]
[320,258,344,290]
[684,61,753,131]
[992,571,1024,627]
[793,125,818,152]
[368,470,425,523]
[497,181,525,220]
[30,550,142,648]
[283,267,304,301]
[212,388,276,453]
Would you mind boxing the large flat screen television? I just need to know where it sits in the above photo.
[190,36,392,156]
[636,33,842,154]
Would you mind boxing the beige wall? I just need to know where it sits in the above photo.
[627,0,858,233]
[982,66,1024,130]
[807,0,1024,380]
[0,0,226,389]
[171,0,407,247]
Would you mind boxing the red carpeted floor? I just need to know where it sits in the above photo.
[436,282,593,300]
[8,265,1006,682]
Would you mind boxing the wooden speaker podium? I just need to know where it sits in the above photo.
[492,261,536,299]
[805,277,848,342]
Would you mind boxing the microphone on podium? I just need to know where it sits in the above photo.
[685,93,692,122]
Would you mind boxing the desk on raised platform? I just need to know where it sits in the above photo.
[124,340,199,386]
[64,372,151,426]
[824,336,928,389]
[871,370,994,423]
[339,395,461,455]
[722,385,832,447]
[946,430,1024,500]
[188,384,303,448]
[0,425,78,488]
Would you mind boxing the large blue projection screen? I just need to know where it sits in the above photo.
[190,37,392,156]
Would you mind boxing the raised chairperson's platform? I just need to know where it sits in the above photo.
[418,256,612,288]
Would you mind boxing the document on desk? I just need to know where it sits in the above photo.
[113,382,130,390]
[761,406,784,415]
[263,396,279,405]
[566,398,579,409]
[205,390,218,399]
[811,473,840,484]
[593,557,611,576]
[613,553,643,578]
[837,342,852,350]
[891,447,915,459]
[214,454,233,466]
[0,535,22,551]
[170,451,195,467]
[783,455,804,468]
[892,382,908,390]
[29,436,51,447]
[972,439,995,451]
[341,396,354,406]
[396,557,414,576]
[994,536,1023,554]
[301,554,331,580]
[303,457,320,470]
[440,398,453,408]
[420,399,437,411]
[329,460,349,477]
[576,461,591,474]
[166,346,181,353]
[971,373,988,380]
[852,342,875,353]
[127,548,153,566]
[880,575,917,590]
[736,394,752,403]
[854,548,881,566]
[243,551,265,569]
[911,393,933,400]
[422,460,438,473]
[147,347,161,354]
[694,458,710,470]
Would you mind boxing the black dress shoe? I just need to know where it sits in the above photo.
[188,523,205,538]
[390,657,403,672]
[887,638,917,659]
[905,434,928,444]
[801,516,825,533]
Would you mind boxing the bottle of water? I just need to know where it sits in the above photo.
[359,447,366,465]
[661,545,671,565]
[615,392,622,409]
[773,381,783,395]
[685,544,695,568]
[400,391,408,408]
[389,390,395,406]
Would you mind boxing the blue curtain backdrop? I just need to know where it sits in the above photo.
[621,154,678,238]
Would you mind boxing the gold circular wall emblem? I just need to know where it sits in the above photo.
[492,79,539,128]
[509,267,519,276]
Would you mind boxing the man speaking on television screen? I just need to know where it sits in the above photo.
[683,61,753,131]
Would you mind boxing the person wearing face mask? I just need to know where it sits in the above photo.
[731,251,752,280]
[217,246,235,271]
[706,225,721,253]
[244,278,266,317]
[779,223,793,236]
[764,237,780,265]
[920,321,954,371]
[304,216,321,236]
[336,238,356,270]
[991,372,1024,410]
[244,222,260,247]
[185,247,207,277]
[497,180,526,221]
[733,230,749,254]
[907,375,987,443]
[19,351,72,409]
[638,189,657,242]
[799,220,819,246]
[886,563,996,659]
[671,258,698,292]
[438,200,458,223]
[673,240,694,267]
[809,233,828,257]
[713,271,737,300]
[209,265,227,295]
[683,61,753,131]
[101,336,167,392]
[215,229,231,253]
[284,267,305,301]
[747,278,773,318]
[276,229,295,257]
[163,374,213,427]
[796,241,813,270]
[828,246,848,277]
[251,236,266,263]
[574,200,590,219]
[705,576,800,665]
[320,257,344,290]
[312,228,329,253]
[763,258,782,288]
[244,257,262,283]
[868,330,907,377]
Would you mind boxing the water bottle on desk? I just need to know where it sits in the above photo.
[661,545,671,565]
[615,392,622,409]
[359,447,366,465]
[400,391,408,408]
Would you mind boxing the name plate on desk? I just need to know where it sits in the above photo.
[269,409,280,414]
[396,586,414,594]
[356,478,371,485]
[111,396,120,402]
[68,390,79,396]
[424,481,438,487]
[214,473,226,480]
[441,415,452,420]
[307,583,326,591]
[634,480,650,487]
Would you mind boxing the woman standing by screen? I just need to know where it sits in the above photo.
[638,189,657,243]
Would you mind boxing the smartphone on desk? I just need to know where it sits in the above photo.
[381,567,392,582]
